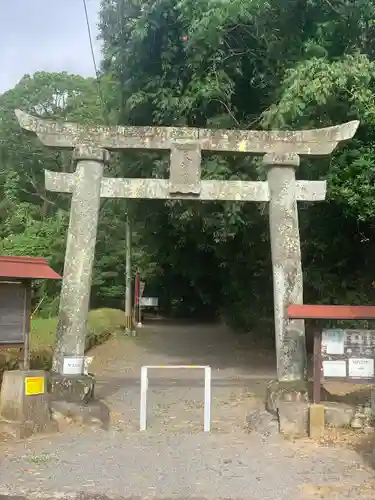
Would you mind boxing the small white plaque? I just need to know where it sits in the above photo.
[322,329,345,355]
[323,360,347,378]
[63,356,84,375]
[139,297,159,307]
[348,358,374,378]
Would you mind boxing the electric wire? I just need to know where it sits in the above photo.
[82,0,107,123]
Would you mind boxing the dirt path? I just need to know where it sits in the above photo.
[93,321,275,433]
[0,322,374,500]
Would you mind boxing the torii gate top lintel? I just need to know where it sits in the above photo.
[15,109,359,156]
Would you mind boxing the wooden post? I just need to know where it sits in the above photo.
[23,282,32,371]
[310,327,325,439]
[313,328,322,404]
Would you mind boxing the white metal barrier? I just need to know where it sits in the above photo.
[139,365,211,432]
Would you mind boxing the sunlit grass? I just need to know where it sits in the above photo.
[30,308,125,349]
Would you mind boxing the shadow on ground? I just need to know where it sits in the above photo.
[132,320,276,373]
[96,374,272,399]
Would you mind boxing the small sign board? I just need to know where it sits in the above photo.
[139,281,145,298]
[63,356,84,375]
[321,329,375,382]
[322,360,346,378]
[348,358,374,378]
[139,297,159,307]
[322,329,345,355]
[25,376,45,396]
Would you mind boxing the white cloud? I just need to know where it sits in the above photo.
[0,0,102,93]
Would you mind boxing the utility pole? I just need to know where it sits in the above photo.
[125,212,133,335]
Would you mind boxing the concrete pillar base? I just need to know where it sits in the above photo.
[49,372,96,404]
[50,400,110,431]
[0,370,57,439]
[278,401,309,437]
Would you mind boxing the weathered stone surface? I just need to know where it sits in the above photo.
[52,148,107,373]
[50,400,110,430]
[45,171,327,202]
[169,141,201,195]
[324,401,355,428]
[278,401,309,437]
[265,153,306,381]
[49,372,95,404]
[265,379,309,416]
[15,109,359,155]
[0,370,56,439]
[267,382,356,435]
[246,408,279,437]
[266,380,337,414]
[349,403,373,429]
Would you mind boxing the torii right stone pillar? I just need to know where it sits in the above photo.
[265,152,305,381]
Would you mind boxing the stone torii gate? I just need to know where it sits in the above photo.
[15,110,359,382]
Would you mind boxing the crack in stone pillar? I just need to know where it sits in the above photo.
[52,145,110,374]
[264,152,306,382]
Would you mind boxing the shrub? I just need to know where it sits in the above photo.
[0,308,125,385]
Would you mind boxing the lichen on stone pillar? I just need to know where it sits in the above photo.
[52,145,110,374]
[264,152,306,382]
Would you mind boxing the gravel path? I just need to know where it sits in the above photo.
[0,322,374,500]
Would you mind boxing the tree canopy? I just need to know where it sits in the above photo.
[2,0,375,335]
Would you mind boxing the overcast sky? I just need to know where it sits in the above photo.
[0,0,102,94]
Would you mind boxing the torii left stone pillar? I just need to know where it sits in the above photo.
[15,109,359,386]
[53,146,109,373]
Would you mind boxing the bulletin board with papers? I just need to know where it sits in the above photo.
[321,329,375,382]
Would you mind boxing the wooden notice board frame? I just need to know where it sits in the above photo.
[0,279,32,369]
[0,256,61,369]
[287,304,375,404]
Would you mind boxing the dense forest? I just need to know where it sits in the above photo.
[1,0,375,338]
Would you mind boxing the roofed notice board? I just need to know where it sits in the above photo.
[321,329,375,382]
[0,282,26,345]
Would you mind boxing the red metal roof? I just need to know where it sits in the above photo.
[0,256,61,280]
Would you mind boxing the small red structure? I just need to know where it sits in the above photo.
[0,256,60,281]
[0,256,61,367]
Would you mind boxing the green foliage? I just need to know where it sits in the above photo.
[0,308,125,385]
[98,0,375,329]
[3,0,375,336]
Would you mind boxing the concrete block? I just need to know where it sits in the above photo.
[278,401,309,437]
[309,404,325,439]
[265,379,309,416]
[246,409,279,437]
[49,372,95,403]
[0,370,56,439]
[324,401,355,428]
[50,400,110,430]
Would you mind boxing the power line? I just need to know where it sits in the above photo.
[82,0,107,123]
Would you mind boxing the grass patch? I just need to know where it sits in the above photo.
[30,308,125,349]
[0,308,125,384]
[31,317,58,349]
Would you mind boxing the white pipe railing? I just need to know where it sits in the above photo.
[139,365,212,432]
